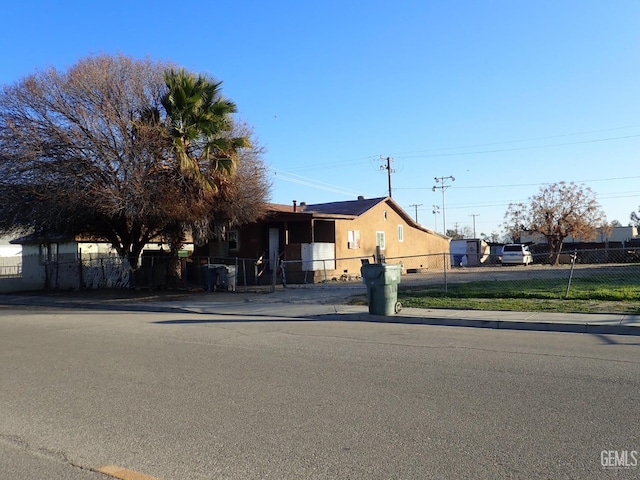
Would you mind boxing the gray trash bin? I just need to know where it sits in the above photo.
[225,265,237,292]
[360,263,402,315]
[215,265,237,292]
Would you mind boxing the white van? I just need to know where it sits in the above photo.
[501,244,533,266]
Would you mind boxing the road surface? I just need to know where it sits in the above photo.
[1,306,638,479]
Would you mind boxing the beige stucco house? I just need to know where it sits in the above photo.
[229,196,450,283]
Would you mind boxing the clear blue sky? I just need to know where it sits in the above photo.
[2,1,639,237]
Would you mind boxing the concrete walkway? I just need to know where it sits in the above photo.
[1,286,639,336]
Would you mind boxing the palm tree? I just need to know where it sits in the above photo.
[161,69,250,191]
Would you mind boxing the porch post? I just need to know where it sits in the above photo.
[284,221,289,245]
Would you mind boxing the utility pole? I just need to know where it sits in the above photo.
[380,156,394,197]
[432,175,455,236]
[432,205,440,232]
[469,213,480,239]
[409,203,423,223]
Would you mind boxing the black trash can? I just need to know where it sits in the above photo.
[203,264,222,292]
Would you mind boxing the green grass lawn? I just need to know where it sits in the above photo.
[352,275,640,314]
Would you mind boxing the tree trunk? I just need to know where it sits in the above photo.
[547,236,564,266]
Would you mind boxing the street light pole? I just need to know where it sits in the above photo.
[432,205,440,232]
[432,175,455,235]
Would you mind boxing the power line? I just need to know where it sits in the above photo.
[436,192,640,216]
[395,134,640,159]
[387,124,640,156]
[396,176,640,191]
[271,168,370,198]
[270,127,640,173]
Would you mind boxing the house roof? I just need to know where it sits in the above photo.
[267,197,387,217]
[303,197,386,216]
[11,233,195,245]
[267,197,449,241]
[267,203,300,213]
[10,233,75,245]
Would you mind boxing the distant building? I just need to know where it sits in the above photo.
[520,226,638,245]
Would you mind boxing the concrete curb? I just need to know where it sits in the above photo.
[1,294,639,336]
[328,311,640,336]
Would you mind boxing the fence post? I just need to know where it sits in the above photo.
[242,258,247,292]
[78,250,83,290]
[270,250,278,293]
[234,257,239,292]
[443,252,448,293]
[281,258,287,288]
[323,259,328,285]
[565,249,578,299]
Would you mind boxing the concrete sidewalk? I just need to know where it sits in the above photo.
[1,287,639,336]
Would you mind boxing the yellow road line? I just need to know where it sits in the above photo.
[95,465,160,480]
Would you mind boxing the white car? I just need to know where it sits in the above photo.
[501,244,533,265]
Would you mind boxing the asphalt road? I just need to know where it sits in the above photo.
[1,306,639,479]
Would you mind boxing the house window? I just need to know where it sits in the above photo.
[383,210,387,221]
[227,230,238,251]
[347,230,361,249]
[39,243,58,264]
[376,231,386,250]
[398,225,404,242]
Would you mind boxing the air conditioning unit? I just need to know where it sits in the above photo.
[348,241,358,249]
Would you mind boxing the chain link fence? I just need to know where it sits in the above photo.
[2,248,639,310]
[281,247,640,304]
[390,251,640,298]
[1,253,271,292]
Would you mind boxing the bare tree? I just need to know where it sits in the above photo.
[0,54,270,269]
[631,208,640,228]
[460,225,474,239]
[445,229,463,240]
[504,182,606,265]
[610,219,623,228]
[481,231,501,243]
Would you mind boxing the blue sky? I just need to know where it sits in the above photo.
[2,1,639,237]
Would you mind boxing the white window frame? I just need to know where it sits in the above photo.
[376,231,386,250]
[347,230,361,249]
[398,224,404,242]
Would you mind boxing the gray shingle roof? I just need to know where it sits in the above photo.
[303,197,386,216]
